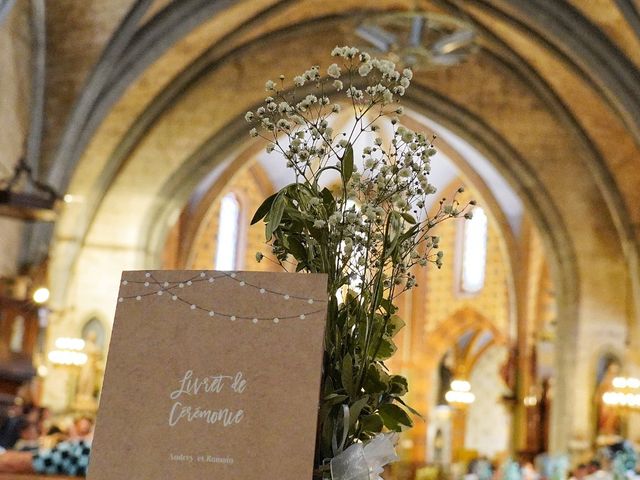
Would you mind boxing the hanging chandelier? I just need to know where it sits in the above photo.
[445,379,476,407]
[352,11,478,70]
[0,158,60,221]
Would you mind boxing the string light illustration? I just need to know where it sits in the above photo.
[118,272,327,323]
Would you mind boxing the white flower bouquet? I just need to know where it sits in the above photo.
[246,45,472,477]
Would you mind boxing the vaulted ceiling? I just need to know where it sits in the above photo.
[34,0,639,312]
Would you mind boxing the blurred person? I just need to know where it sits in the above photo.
[522,461,540,480]
[587,460,601,475]
[70,416,94,441]
[13,419,40,452]
[0,416,93,476]
[0,403,27,449]
[570,463,589,480]
[585,459,612,480]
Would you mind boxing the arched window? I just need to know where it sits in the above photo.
[460,207,488,294]
[215,193,241,270]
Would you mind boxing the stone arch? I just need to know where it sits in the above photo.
[420,307,506,371]
[408,306,507,460]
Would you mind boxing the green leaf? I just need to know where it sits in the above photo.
[251,192,278,225]
[378,403,413,431]
[323,393,349,405]
[380,298,397,316]
[287,237,307,262]
[360,414,384,434]
[385,315,405,338]
[348,396,369,430]
[321,187,335,211]
[341,143,354,183]
[321,410,335,458]
[266,194,285,240]
[319,395,348,430]
[374,336,397,360]
[363,363,389,393]
[341,354,355,397]
[389,375,409,396]
[395,397,423,418]
[400,212,417,224]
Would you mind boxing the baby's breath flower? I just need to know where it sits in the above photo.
[278,102,290,113]
[247,48,467,379]
[327,63,341,78]
[277,119,292,130]
[398,167,411,178]
[401,130,414,143]
[358,62,373,76]
[345,87,363,99]
[373,58,395,75]
[344,46,359,58]
[393,86,406,96]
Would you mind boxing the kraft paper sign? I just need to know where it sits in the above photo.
[88,270,328,480]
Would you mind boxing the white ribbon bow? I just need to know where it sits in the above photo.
[330,433,399,480]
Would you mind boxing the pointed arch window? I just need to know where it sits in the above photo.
[215,193,241,270]
[460,207,488,294]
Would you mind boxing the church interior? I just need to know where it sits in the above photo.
[1,0,640,478]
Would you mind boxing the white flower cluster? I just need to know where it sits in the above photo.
[246,46,472,294]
